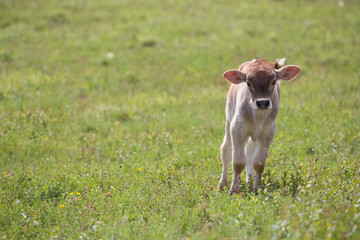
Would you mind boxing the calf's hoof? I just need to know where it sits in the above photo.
[217,181,228,192]
[252,187,259,194]
[228,184,240,197]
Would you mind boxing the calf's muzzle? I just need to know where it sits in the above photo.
[256,99,270,110]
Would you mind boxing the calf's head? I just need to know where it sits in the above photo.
[223,58,300,110]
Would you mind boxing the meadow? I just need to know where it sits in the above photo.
[1,0,360,239]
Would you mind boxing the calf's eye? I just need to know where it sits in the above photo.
[272,80,276,86]
[247,82,251,87]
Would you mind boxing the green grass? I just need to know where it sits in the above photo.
[1,0,360,239]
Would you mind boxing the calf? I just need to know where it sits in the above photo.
[217,58,301,196]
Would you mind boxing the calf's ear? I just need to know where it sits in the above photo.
[276,65,301,81]
[223,69,246,84]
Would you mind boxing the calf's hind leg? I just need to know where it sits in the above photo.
[245,139,256,185]
[218,121,232,191]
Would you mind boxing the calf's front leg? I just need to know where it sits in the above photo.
[252,126,276,191]
[228,122,248,196]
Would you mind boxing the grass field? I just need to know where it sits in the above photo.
[1,0,360,239]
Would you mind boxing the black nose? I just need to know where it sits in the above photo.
[256,99,270,109]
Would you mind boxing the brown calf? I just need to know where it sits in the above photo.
[218,58,301,196]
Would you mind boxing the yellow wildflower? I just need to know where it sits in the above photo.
[177,139,181,144]
[59,205,65,208]
[51,118,55,123]
[69,192,74,195]
[76,192,80,195]
[138,168,142,172]
[280,134,283,138]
